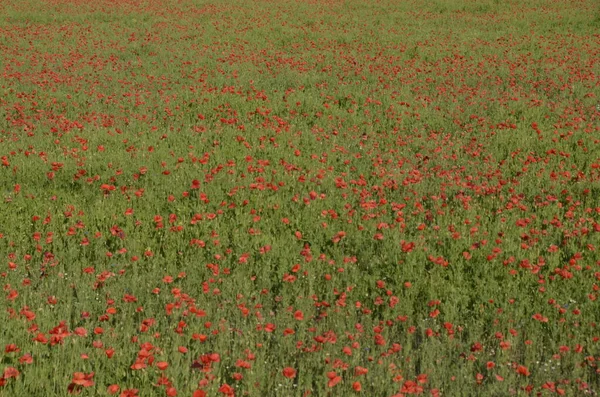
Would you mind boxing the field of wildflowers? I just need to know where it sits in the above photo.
[1,0,600,395]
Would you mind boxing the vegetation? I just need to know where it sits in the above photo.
[1,0,599,395]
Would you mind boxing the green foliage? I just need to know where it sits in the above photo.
[0,0,599,395]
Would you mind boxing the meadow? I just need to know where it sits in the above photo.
[1,0,599,395]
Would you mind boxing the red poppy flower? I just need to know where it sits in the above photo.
[516,365,530,377]
[2,367,19,379]
[156,361,169,371]
[327,372,342,388]
[72,372,94,387]
[282,367,297,379]
[218,383,234,396]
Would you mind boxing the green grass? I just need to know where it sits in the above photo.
[0,0,600,395]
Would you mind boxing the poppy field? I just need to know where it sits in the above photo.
[1,0,600,395]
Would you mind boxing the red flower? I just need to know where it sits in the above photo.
[4,344,19,353]
[401,241,415,253]
[332,231,346,243]
[71,372,94,387]
[74,327,87,337]
[19,354,33,364]
[327,372,342,388]
[470,342,483,352]
[294,310,304,320]
[132,357,149,369]
[156,361,169,371]
[218,383,234,396]
[400,380,424,394]
[532,313,548,322]
[3,367,19,379]
[499,341,511,350]
[282,367,297,379]
[475,373,484,384]
[264,323,276,333]
[100,184,116,193]
[516,365,530,377]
